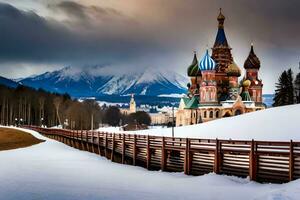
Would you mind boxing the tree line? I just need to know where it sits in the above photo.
[273,68,300,106]
[0,84,104,129]
[0,84,151,130]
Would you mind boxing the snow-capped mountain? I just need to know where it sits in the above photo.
[19,66,188,97]
[0,76,19,88]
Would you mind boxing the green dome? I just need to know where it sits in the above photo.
[226,62,241,77]
[187,52,201,77]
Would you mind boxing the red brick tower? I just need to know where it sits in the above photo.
[243,44,263,103]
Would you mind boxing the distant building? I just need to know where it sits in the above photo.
[120,94,137,115]
[150,112,172,125]
[176,9,265,127]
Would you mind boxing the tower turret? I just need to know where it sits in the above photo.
[187,51,201,77]
[199,50,218,104]
[129,94,136,113]
[226,62,241,100]
[211,9,234,98]
[243,44,263,103]
[187,51,201,96]
[212,9,233,74]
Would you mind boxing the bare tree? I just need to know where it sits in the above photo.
[53,97,62,126]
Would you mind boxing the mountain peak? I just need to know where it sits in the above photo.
[19,66,188,97]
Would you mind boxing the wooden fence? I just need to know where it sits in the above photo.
[25,126,300,183]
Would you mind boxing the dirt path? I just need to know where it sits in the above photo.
[0,127,44,151]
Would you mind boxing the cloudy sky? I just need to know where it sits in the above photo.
[0,0,300,93]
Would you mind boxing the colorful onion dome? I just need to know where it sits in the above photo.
[199,50,216,71]
[226,62,241,77]
[187,52,201,77]
[243,80,251,88]
[244,44,261,70]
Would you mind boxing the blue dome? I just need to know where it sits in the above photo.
[199,50,216,71]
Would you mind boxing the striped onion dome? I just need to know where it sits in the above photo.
[199,50,216,71]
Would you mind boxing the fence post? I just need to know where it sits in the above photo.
[76,130,79,149]
[71,130,74,147]
[289,140,294,181]
[133,135,137,166]
[81,130,84,150]
[161,137,166,171]
[105,133,108,158]
[146,135,151,169]
[86,131,89,151]
[249,139,257,181]
[98,132,101,156]
[91,131,95,153]
[184,138,190,175]
[122,134,126,164]
[214,139,221,174]
[111,133,115,161]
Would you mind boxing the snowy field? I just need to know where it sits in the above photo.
[100,104,300,141]
[0,127,300,200]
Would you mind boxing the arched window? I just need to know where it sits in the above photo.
[204,111,207,118]
[235,109,242,116]
[209,111,213,118]
[205,90,209,101]
[215,110,219,118]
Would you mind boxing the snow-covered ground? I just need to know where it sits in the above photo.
[115,104,300,141]
[0,126,299,200]
[97,126,123,132]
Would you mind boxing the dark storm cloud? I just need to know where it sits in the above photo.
[50,1,123,21]
[0,2,165,67]
[0,0,300,93]
[0,3,75,62]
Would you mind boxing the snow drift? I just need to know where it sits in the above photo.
[127,104,300,141]
[0,126,300,200]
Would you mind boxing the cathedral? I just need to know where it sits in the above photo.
[176,9,265,126]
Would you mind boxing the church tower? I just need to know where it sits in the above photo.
[211,9,233,92]
[226,62,241,100]
[199,50,218,104]
[129,94,136,113]
[243,44,263,103]
[187,51,201,96]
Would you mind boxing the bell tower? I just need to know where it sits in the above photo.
[129,94,136,113]
[211,9,233,92]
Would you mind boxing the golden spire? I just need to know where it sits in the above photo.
[217,8,225,27]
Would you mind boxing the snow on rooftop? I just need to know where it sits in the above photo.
[0,126,300,200]
[125,104,300,141]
